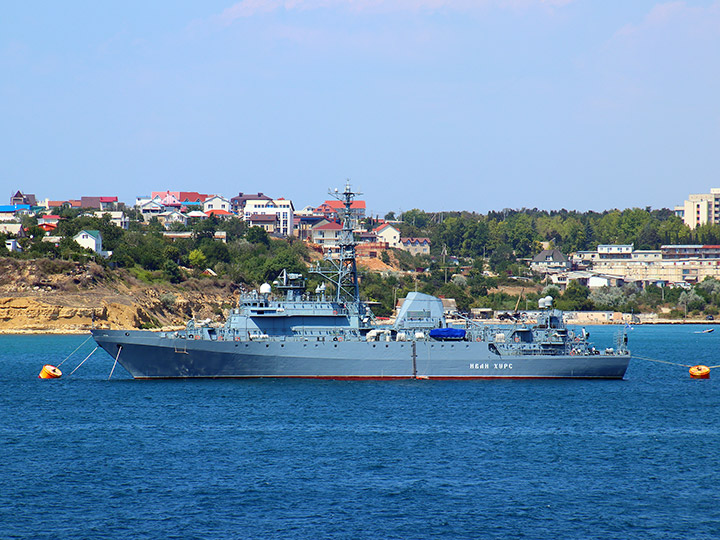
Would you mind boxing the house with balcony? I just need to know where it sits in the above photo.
[231,192,273,214]
[294,215,328,241]
[247,213,279,233]
[315,199,366,228]
[92,211,129,229]
[157,209,188,229]
[138,198,165,221]
[38,214,62,232]
[244,198,294,237]
[38,214,62,226]
[311,221,343,252]
[399,237,431,256]
[530,249,571,274]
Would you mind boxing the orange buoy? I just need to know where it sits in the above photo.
[38,364,62,379]
[689,365,711,379]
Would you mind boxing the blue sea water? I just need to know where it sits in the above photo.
[2,326,720,539]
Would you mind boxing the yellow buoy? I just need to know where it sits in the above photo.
[689,365,711,379]
[38,364,62,379]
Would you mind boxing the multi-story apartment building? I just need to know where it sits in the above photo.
[675,188,720,229]
[571,244,720,285]
[243,198,294,237]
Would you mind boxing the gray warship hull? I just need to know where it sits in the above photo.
[90,184,632,381]
[91,329,630,380]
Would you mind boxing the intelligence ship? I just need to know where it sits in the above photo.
[91,183,631,380]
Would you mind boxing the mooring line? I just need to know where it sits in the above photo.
[108,346,122,380]
[56,335,93,368]
[633,354,693,368]
[69,347,98,376]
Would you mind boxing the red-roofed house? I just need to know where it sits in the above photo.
[203,195,232,214]
[47,200,69,209]
[315,199,366,227]
[39,215,62,226]
[44,197,118,210]
[99,196,118,210]
[374,223,401,248]
[205,209,235,219]
[178,192,208,206]
[159,193,182,208]
[311,221,343,252]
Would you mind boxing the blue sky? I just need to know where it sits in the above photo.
[2,1,719,215]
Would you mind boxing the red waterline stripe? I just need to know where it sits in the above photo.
[133,375,623,381]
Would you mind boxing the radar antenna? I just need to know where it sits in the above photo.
[310,180,363,306]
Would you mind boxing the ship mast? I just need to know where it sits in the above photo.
[310,180,362,305]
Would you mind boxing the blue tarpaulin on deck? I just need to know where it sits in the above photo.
[429,328,466,340]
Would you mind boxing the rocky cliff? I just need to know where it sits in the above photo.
[0,258,237,333]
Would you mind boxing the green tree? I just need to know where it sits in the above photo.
[246,226,270,246]
[189,249,207,269]
[163,260,183,283]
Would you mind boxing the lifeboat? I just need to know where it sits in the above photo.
[38,364,62,379]
[689,365,711,379]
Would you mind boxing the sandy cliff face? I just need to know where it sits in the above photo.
[0,258,236,333]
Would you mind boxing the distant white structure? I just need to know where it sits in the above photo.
[5,239,21,252]
[73,230,112,258]
[373,223,401,248]
[675,188,720,229]
[138,197,165,221]
[93,211,129,230]
[203,195,232,214]
[244,198,295,237]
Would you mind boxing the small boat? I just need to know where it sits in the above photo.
[694,328,714,334]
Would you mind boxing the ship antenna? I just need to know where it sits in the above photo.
[310,180,363,306]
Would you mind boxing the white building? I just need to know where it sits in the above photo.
[530,249,571,274]
[675,188,720,229]
[156,210,188,229]
[5,239,21,252]
[311,221,343,250]
[373,223,401,248]
[138,197,165,221]
[73,230,112,258]
[244,198,295,237]
[203,195,232,214]
[93,211,129,230]
[570,244,720,286]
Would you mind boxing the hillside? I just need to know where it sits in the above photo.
[0,258,237,333]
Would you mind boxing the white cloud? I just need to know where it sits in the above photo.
[218,0,573,21]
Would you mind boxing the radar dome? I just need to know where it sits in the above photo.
[259,283,272,295]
